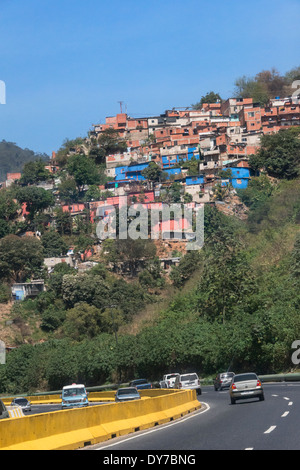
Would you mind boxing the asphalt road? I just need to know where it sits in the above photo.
[87,383,300,451]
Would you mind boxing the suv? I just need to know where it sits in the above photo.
[229,372,264,404]
[174,373,201,395]
[213,372,235,391]
[0,399,9,420]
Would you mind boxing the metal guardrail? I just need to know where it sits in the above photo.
[259,373,300,382]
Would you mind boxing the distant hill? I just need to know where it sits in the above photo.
[0,140,49,182]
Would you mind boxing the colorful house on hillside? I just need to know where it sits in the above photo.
[221,167,252,189]
[185,175,204,186]
[114,162,149,183]
[161,147,199,170]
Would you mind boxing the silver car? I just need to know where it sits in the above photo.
[229,372,264,404]
[214,372,235,391]
[115,387,141,402]
[10,397,31,412]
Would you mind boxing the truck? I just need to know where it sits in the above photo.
[160,373,180,389]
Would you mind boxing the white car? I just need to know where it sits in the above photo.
[174,373,202,395]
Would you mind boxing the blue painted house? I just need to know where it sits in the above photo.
[185,175,204,186]
[161,147,199,170]
[221,167,251,189]
[114,162,149,182]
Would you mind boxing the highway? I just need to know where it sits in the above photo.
[85,383,300,451]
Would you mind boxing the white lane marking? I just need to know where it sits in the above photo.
[281,411,289,417]
[283,397,290,400]
[245,448,253,450]
[272,394,278,397]
[96,402,211,449]
[288,401,293,406]
[264,426,276,434]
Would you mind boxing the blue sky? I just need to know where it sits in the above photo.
[0,0,299,156]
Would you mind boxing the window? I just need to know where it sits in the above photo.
[248,112,255,117]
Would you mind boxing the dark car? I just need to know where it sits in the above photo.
[213,372,235,391]
[10,397,31,412]
[129,379,152,390]
[0,399,9,420]
[115,387,141,402]
[229,372,264,404]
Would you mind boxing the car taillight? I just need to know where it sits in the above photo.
[257,380,261,387]
[231,383,237,390]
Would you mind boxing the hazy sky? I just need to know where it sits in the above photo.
[0,0,299,155]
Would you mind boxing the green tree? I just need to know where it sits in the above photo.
[141,162,163,183]
[0,235,44,282]
[90,128,127,164]
[41,230,68,257]
[20,159,52,185]
[62,302,104,341]
[15,186,55,220]
[0,189,20,222]
[67,154,100,192]
[54,207,73,235]
[192,91,222,109]
[249,128,300,179]
[234,76,270,105]
[57,178,79,203]
[290,232,300,280]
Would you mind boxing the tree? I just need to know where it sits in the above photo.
[90,128,127,164]
[57,178,79,203]
[19,159,52,186]
[0,235,44,282]
[141,162,163,183]
[249,128,300,179]
[192,91,222,109]
[41,230,68,257]
[290,232,300,280]
[67,154,100,192]
[62,302,104,341]
[15,186,55,220]
[54,208,73,235]
[0,189,20,222]
[234,76,269,105]
[55,138,85,167]
[107,238,157,276]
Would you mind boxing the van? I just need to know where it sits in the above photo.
[61,383,89,410]
[174,373,202,395]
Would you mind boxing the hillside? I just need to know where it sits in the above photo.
[0,140,48,182]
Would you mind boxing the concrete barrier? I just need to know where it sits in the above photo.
[6,406,25,419]
[0,389,201,450]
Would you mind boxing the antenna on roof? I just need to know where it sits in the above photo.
[118,101,124,113]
